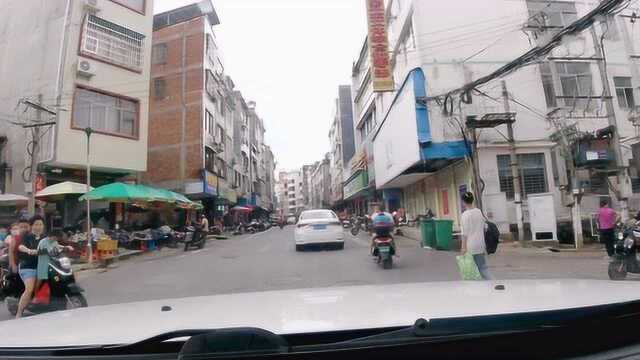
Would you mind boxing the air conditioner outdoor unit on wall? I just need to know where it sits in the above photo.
[77,60,96,78]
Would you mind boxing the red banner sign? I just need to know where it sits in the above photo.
[366,0,394,92]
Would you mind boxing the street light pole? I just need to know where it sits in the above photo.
[85,127,93,264]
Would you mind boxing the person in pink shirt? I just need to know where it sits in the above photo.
[597,199,618,257]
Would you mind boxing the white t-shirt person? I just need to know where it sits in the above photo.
[460,208,486,255]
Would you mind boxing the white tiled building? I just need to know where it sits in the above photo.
[0,0,153,195]
[349,0,640,241]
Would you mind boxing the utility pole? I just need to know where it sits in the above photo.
[20,95,56,216]
[590,26,630,221]
[501,80,524,242]
[84,127,93,264]
[27,95,42,215]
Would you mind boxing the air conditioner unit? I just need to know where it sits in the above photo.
[77,60,96,78]
[84,0,100,13]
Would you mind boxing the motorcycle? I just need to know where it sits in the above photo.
[373,236,396,269]
[350,216,370,236]
[183,225,205,251]
[152,226,177,249]
[341,218,353,229]
[608,221,640,280]
[0,252,87,315]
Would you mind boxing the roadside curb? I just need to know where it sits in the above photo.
[72,249,146,272]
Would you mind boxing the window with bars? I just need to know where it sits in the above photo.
[152,43,167,65]
[153,78,166,100]
[497,153,548,200]
[205,109,214,136]
[81,15,145,71]
[614,77,636,109]
[205,70,216,100]
[205,147,215,173]
[539,62,594,110]
[73,87,138,138]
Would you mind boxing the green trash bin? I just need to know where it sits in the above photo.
[420,219,454,250]
[420,219,436,248]
[434,219,454,250]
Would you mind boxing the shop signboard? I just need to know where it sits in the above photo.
[202,170,218,196]
[365,0,394,92]
[373,70,421,188]
[344,171,369,200]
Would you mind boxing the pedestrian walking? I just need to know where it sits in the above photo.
[460,192,492,280]
[597,199,617,258]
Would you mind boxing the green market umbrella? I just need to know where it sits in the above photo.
[79,182,160,203]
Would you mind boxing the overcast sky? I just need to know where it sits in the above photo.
[154,0,367,171]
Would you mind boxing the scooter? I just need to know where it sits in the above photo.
[350,216,370,236]
[608,222,640,280]
[0,253,87,315]
[341,218,353,229]
[183,226,205,251]
[373,236,396,269]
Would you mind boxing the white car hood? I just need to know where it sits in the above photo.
[1,279,640,348]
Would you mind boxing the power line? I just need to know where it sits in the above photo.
[425,0,630,102]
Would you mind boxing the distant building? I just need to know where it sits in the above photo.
[310,154,331,209]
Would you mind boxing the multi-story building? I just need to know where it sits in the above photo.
[0,0,154,223]
[275,170,305,218]
[262,145,276,211]
[146,0,274,218]
[328,85,355,208]
[354,0,640,242]
[310,155,331,209]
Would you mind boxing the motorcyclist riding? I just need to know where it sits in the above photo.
[369,204,396,256]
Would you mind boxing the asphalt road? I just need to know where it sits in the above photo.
[0,226,617,321]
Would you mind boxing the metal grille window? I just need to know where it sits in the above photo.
[206,70,216,99]
[497,153,548,200]
[558,62,594,109]
[73,88,138,137]
[614,77,636,109]
[632,178,640,193]
[82,15,145,71]
[153,78,166,100]
[205,147,215,173]
[539,63,557,108]
[539,62,594,109]
[152,43,167,65]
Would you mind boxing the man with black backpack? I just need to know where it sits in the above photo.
[460,192,492,280]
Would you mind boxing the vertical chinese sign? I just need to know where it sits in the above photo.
[365,0,394,92]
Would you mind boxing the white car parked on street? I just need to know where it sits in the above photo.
[295,209,344,251]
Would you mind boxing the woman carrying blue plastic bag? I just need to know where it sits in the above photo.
[459,192,492,280]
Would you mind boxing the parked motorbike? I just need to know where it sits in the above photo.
[0,253,87,315]
[341,218,353,229]
[246,220,262,234]
[373,236,396,269]
[407,209,435,227]
[183,225,205,251]
[350,216,370,236]
[608,222,640,280]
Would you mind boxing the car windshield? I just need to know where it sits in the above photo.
[1,0,640,349]
[300,211,337,220]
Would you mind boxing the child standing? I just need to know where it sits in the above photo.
[36,230,72,290]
